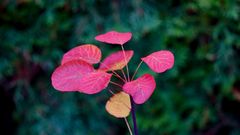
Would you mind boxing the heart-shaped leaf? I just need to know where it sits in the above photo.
[51,60,95,92]
[78,71,112,94]
[141,50,174,73]
[99,50,134,71]
[95,31,132,45]
[123,74,156,104]
[61,44,102,65]
[105,92,131,118]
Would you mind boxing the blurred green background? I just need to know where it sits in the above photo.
[1,0,240,135]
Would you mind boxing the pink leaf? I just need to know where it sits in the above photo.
[141,50,174,73]
[95,31,132,45]
[61,44,101,65]
[123,74,156,104]
[51,60,95,92]
[99,50,134,71]
[78,71,112,94]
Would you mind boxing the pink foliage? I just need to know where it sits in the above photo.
[95,31,132,45]
[61,44,102,65]
[123,74,156,104]
[51,31,174,104]
[141,50,174,73]
[50,30,175,134]
[51,60,95,92]
[78,71,112,94]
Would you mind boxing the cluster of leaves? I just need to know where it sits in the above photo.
[51,31,174,117]
[1,0,240,135]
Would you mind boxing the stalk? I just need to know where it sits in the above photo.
[121,46,130,81]
[124,117,133,135]
[130,97,138,135]
[131,61,143,81]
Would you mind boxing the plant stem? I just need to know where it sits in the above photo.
[130,97,138,135]
[112,73,126,83]
[121,46,130,82]
[108,89,115,95]
[100,62,126,82]
[131,61,143,81]
[109,81,122,88]
[121,69,128,81]
[124,117,133,135]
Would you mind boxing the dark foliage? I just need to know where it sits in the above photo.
[0,0,240,134]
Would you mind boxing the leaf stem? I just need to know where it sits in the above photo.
[108,89,115,95]
[109,81,122,88]
[112,73,126,82]
[100,61,126,82]
[121,69,128,82]
[124,117,133,135]
[131,61,143,81]
[130,97,138,135]
[121,45,130,82]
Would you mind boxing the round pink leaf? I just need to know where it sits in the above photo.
[61,44,101,65]
[78,71,112,94]
[95,31,132,45]
[123,74,156,104]
[99,50,134,71]
[51,60,95,92]
[141,50,174,73]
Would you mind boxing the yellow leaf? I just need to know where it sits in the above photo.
[105,91,131,118]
